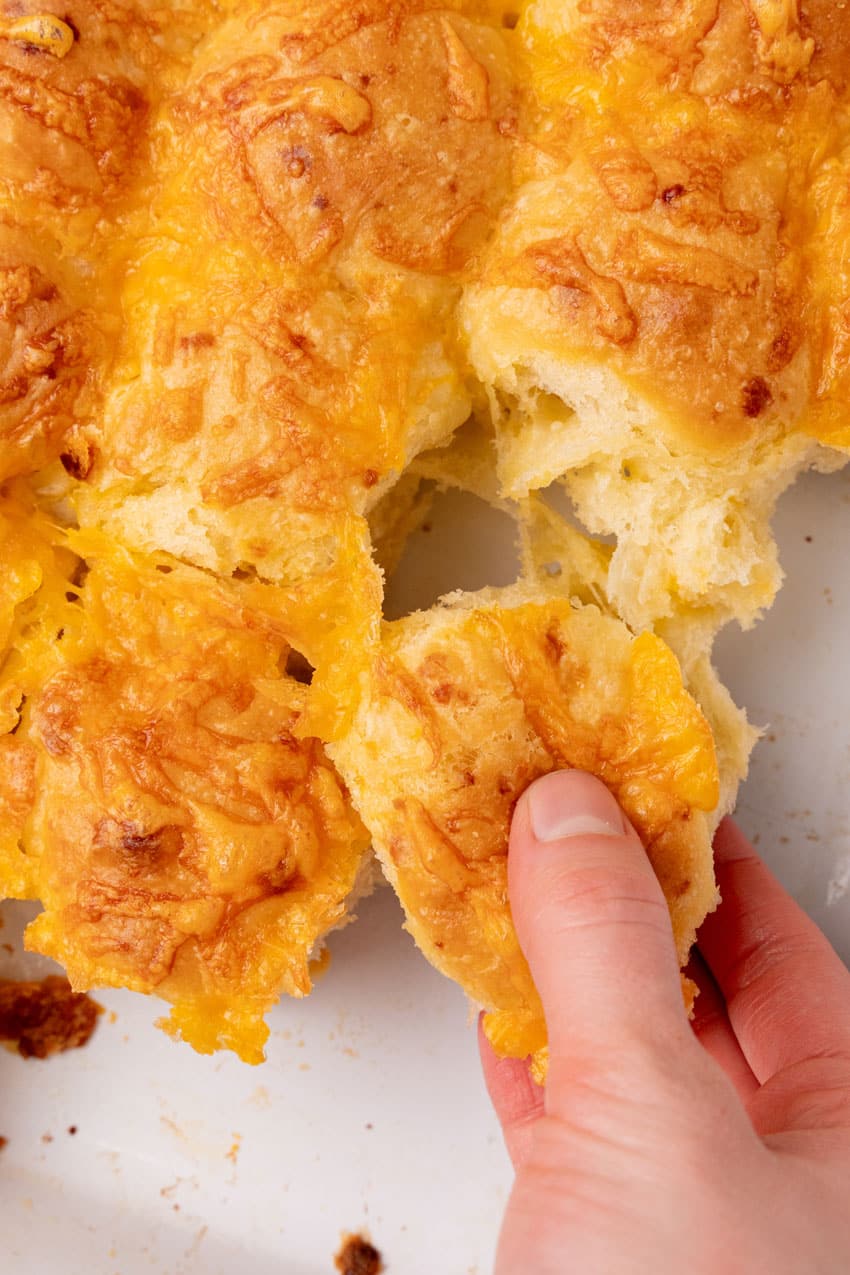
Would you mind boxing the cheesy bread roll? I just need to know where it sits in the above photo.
[75,0,517,620]
[16,537,370,1061]
[0,0,218,481]
[461,0,850,632]
[331,585,720,1079]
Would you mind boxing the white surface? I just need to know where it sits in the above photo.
[0,890,510,1275]
[1,467,848,1273]
[715,467,850,964]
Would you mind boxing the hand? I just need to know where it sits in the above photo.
[480,770,850,1275]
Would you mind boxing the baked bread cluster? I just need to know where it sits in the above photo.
[1,0,847,1076]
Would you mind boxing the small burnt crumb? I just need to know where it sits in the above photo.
[463,770,476,786]
[359,73,371,87]
[285,647,315,685]
[0,1137,7,1152]
[59,447,94,481]
[805,535,813,543]
[312,193,330,210]
[334,1234,383,1275]
[741,376,773,419]
[661,184,685,203]
[622,465,631,478]
[9,694,24,736]
[67,1125,78,1136]
[421,521,432,533]
[363,468,379,488]
[502,10,519,27]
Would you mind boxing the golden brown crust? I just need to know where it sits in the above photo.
[467,0,846,453]
[75,0,517,606]
[331,594,719,1076]
[13,537,371,1060]
[0,0,216,478]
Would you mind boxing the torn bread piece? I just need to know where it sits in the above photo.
[460,0,850,633]
[407,431,757,822]
[331,582,723,1080]
[8,529,371,1062]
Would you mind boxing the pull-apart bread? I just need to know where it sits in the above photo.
[460,0,850,632]
[0,0,846,1071]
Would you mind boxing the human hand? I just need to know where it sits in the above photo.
[480,770,850,1274]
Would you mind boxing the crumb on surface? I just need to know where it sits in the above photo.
[0,1136,7,1152]
[334,1233,383,1275]
[0,976,101,1059]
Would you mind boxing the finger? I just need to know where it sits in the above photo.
[478,1015,544,1168]
[687,950,758,1106]
[509,770,693,1075]
[699,818,850,1084]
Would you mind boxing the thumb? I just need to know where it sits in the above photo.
[510,770,691,1074]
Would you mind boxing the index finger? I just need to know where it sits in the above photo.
[698,818,850,1084]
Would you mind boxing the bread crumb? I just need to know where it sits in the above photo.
[0,977,101,1059]
[334,1234,383,1274]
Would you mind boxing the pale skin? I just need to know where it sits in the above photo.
[480,770,850,1275]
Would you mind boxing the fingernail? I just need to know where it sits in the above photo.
[528,771,627,842]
